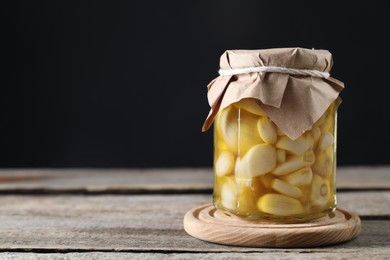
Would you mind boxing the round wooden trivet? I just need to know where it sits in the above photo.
[183,204,361,248]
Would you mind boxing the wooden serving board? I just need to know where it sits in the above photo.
[184,204,361,248]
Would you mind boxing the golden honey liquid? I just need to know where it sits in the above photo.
[213,99,337,222]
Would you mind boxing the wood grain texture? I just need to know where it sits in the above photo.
[184,204,361,248]
[0,167,389,257]
[0,194,388,252]
[1,252,389,260]
[0,168,213,193]
[0,166,389,193]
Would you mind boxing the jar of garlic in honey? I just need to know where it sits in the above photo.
[202,48,344,222]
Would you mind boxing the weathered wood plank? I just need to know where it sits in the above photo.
[0,166,389,193]
[0,220,387,253]
[0,194,389,252]
[0,251,389,260]
[337,166,390,189]
[0,168,212,193]
[337,191,390,217]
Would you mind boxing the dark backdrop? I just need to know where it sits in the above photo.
[1,1,389,167]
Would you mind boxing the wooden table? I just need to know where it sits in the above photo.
[0,167,389,259]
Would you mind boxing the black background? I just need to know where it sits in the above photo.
[1,1,389,167]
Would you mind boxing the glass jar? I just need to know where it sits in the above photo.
[213,98,337,222]
[203,48,344,223]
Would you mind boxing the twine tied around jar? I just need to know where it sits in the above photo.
[218,66,330,79]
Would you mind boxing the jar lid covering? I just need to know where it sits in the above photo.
[202,47,344,139]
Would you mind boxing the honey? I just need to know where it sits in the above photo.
[213,99,337,222]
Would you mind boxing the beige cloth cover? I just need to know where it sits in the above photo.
[202,47,344,140]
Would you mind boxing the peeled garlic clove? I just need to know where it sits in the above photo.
[238,110,263,155]
[235,176,254,188]
[257,117,277,145]
[281,167,313,187]
[236,144,276,178]
[215,135,229,152]
[257,193,304,216]
[321,114,334,133]
[271,179,303,199]
[318,132,334,151]
[310,174,331,207]
[276,135,314,155]
[234,98,266,116]
[312,147,334,178]
[272,150,315,176]
[276,149,286,163]
[304,150,315,164]
[221,178,237,210]
[311,126,322,146]
[218,107,238,154]
[215,151,235,177]
[237,177,263,213]
[260,173,274,189]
